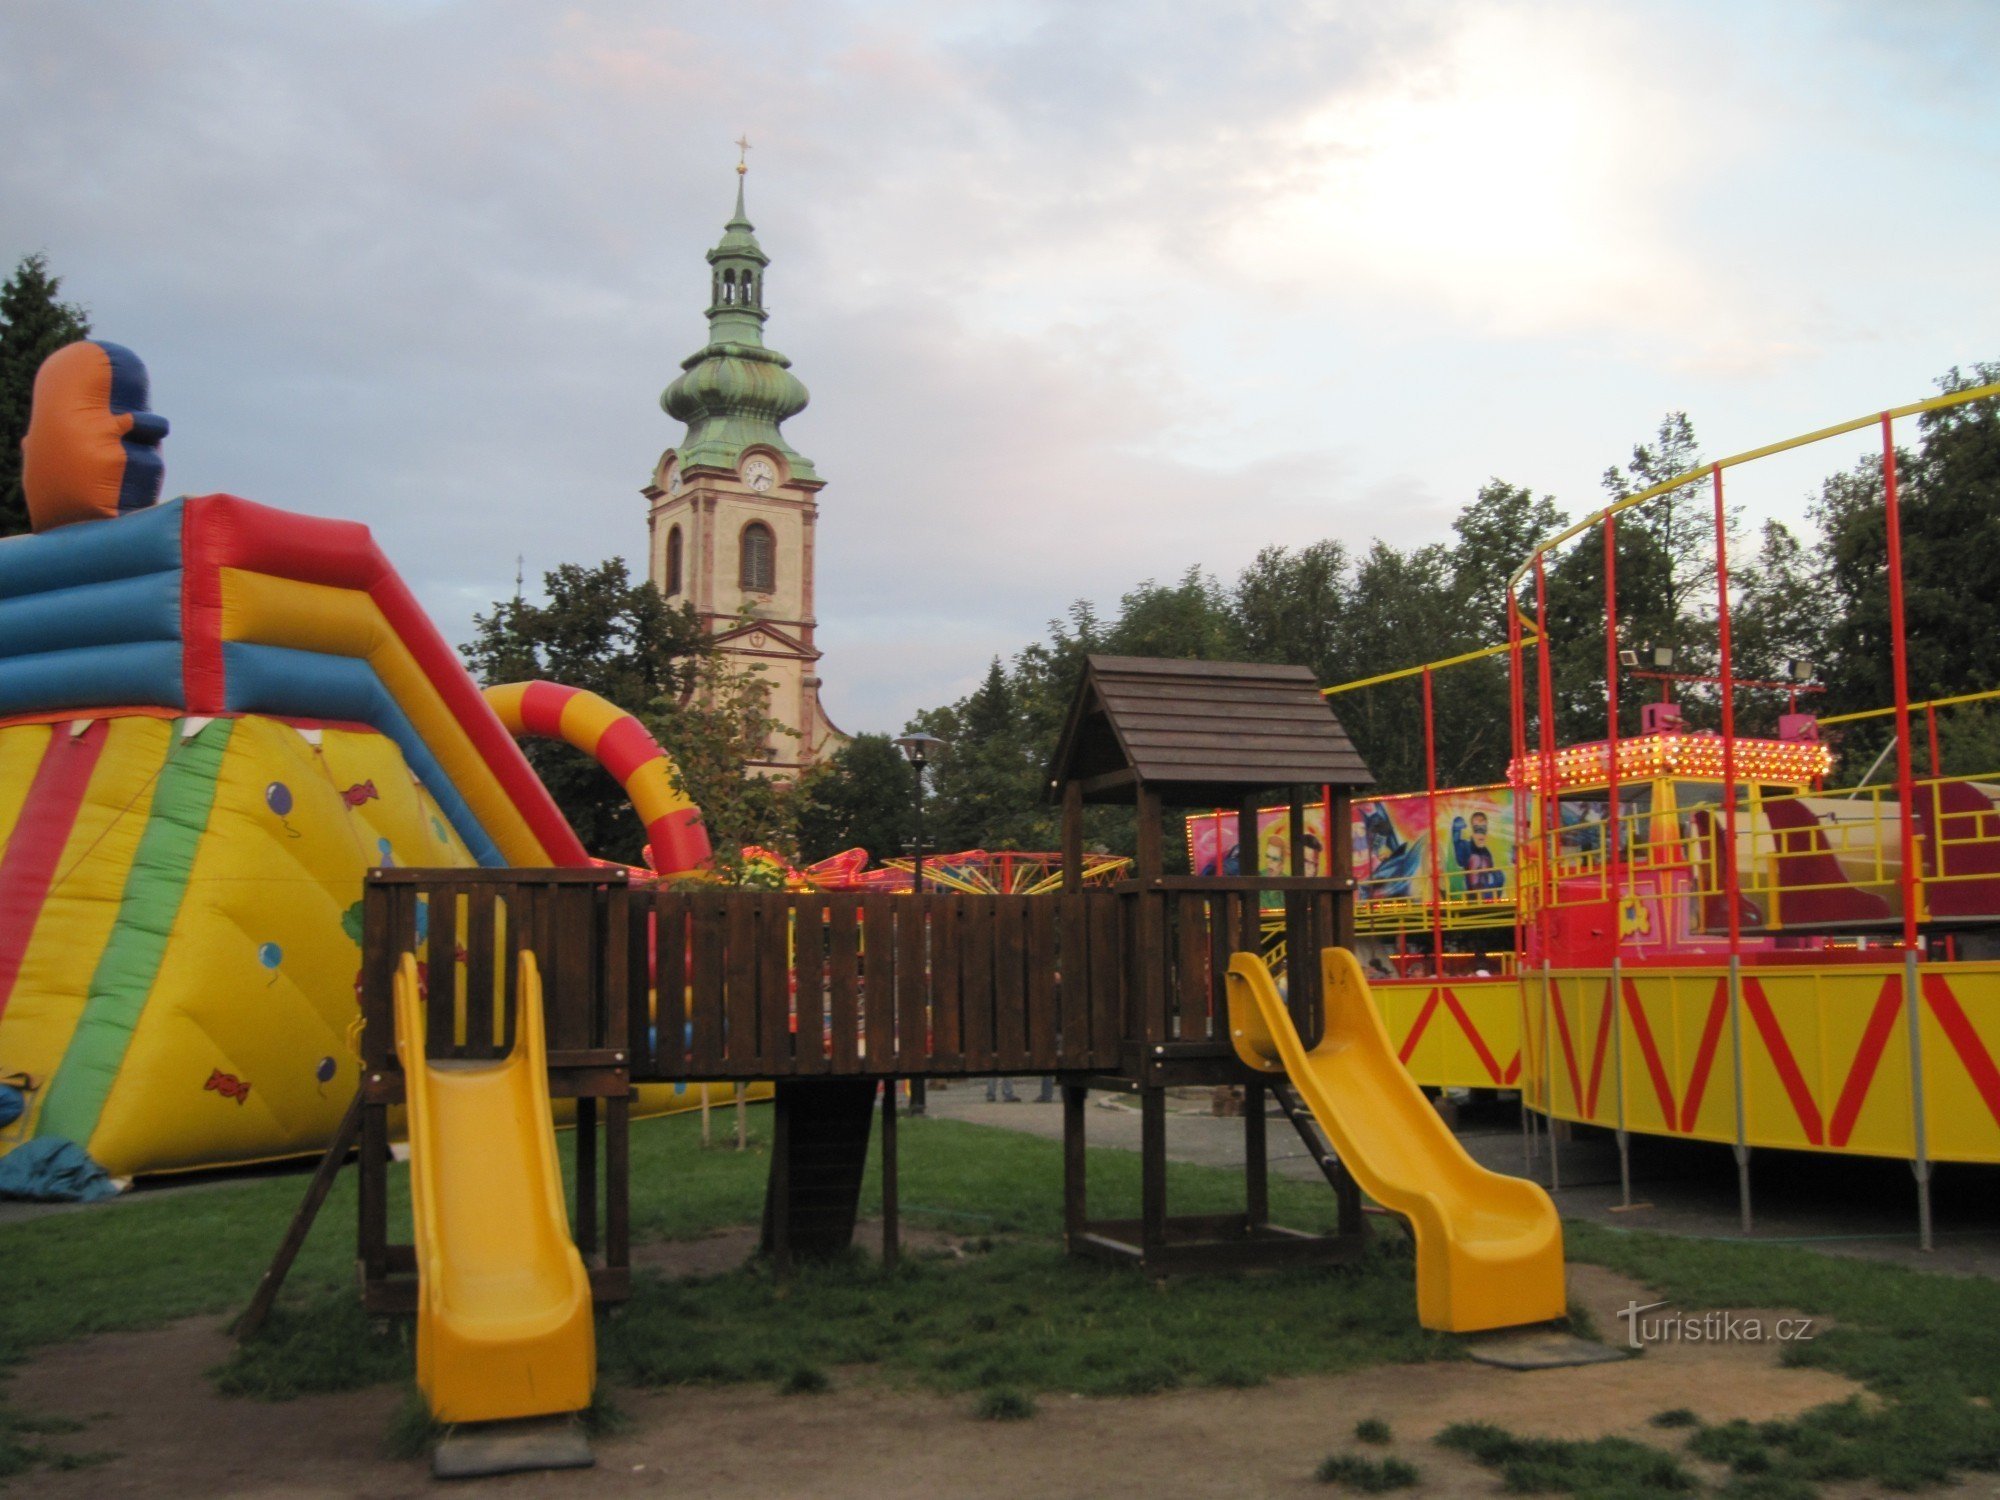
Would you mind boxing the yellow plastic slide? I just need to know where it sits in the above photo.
[1225,948,1565,1333]
[393,952,595,1422]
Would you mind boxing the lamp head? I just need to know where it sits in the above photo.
[894,732,947,770]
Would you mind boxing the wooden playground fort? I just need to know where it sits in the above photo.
[1309,380,2000,1249]
[341,657,1382,1304]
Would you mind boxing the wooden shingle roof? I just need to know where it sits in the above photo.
[1047,655,1374,806]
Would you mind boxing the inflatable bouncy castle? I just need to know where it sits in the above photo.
[0,343,708,1180]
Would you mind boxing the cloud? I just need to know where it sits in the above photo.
[2,0,1995,742]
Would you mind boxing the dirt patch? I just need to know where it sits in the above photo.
[9,1262,1859,1499]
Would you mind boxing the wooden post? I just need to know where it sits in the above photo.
[1063,1083,1087,1251]
[1062,781,1085,893]
[236,1091,363,1339]
[1331,789,1356,952]
[605,1092,630,1283]
[575,1096,599,1258]
[1237,794,1261,954]
[1244,1080,1269,1231]
[879,1079,899,1270]
[769,1083,792,1278]
[1141,1085,1167,1264]
[1286,786,1311,1033]
[1135,787,1167,1050]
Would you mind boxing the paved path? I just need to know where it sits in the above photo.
[914,1081,2000,1277]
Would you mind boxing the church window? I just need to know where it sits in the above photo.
[740,522,776,593]
[665,525,683,596]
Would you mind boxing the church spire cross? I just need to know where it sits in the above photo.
[734,134,752,174]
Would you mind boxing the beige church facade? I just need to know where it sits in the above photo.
[643,168,844,777]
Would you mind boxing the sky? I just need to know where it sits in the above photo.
[5,1,1997,735]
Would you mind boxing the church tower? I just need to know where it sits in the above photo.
[644,157,844,776]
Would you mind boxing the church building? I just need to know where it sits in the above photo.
[643,162,844,777]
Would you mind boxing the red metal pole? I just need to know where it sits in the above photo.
[1714,465,1743,955]
[1534,557,1558,912]
[1508,603,1530,977]
[1604,513,1622,911]
[1423,666,1444,978]
[1883,415,1920,951]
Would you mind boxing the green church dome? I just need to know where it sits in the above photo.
[660,170,819,483]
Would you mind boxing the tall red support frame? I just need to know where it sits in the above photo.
[1882,415,1920,950]
[1713,465,1743,955]
[1603,515,1622,905]
[1422,667,1444,978]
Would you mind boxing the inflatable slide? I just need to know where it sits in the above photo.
[1226,947,1565,1332]
[0,340,715,1181]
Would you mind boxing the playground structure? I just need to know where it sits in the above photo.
[338,656,1568,1338]
[1303,379,2000,1246]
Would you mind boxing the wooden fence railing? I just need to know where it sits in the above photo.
[633,890,1127,1079]
[360,871,1349,1084]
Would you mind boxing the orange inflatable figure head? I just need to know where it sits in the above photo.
[21,340,169,532]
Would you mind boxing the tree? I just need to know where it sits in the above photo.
[0,253,91,537]
[650,648,799,867]
[461,559,791,867]
[1600,412,1720,645]
[1232,540,1351,679]
[1105,567,1242,661]
[1539,518,1675,744]
[794,733,914,863]
[918,658,1050,852]
[1449,479,1566,642]
[1811,364,2000,770]
[1729,520,1828,735]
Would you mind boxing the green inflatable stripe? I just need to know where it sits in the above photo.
[37,719,236,1150]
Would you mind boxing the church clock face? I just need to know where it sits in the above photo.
[666,463,681,495]
[743,455,777,493]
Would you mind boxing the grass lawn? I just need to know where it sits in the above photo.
[6,1109,2000,1495]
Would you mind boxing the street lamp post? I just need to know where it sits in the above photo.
[894,733,945,1116]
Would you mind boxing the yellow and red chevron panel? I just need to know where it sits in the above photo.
[483,681,711,876]
[1374,978,1523,1092]
[1519,964,2000,1164]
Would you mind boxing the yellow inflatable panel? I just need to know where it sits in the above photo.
[1226,947,1566,1333]
[0,713,474,1177]
[395,951,594,1423]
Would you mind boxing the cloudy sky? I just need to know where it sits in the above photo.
[6,1,1996,733]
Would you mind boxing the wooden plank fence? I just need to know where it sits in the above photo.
[361,872,1345,1086]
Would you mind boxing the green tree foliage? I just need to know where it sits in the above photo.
[1539,517,1676,744]
[461,560,791,868]
[794,733,914,864]
[0,254,91,538]
[916,659,1048,852]
[1599,411,1725,644]
[1808,365,2000,772]
[1234,540,1351,676]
